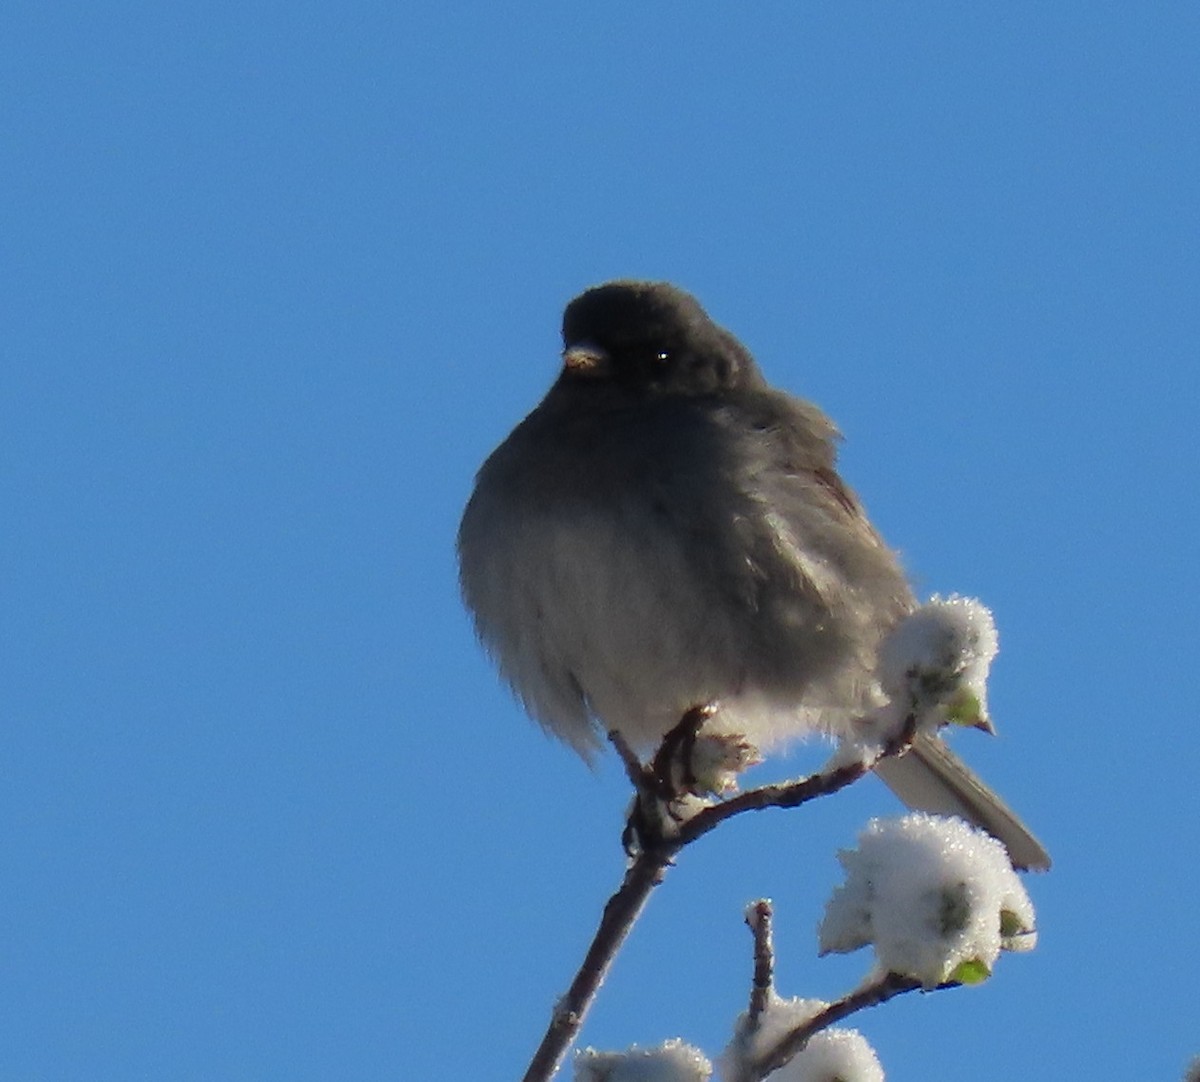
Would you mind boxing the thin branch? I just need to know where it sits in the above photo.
[522,709,919,1080]
[608,729,649,792]
[745,899,775,1026]
[678,711,918,846]
[521,845,677,1082]
[747,972,927,1081]
[679,757,871,844]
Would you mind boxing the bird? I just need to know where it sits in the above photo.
[457,280,1050,871]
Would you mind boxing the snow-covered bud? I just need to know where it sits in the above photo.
[878,597,999,733]
[720,994,884,1082]
[778,1027,884,1082]
[819,814,1036,988]
[575,1040,712,1082]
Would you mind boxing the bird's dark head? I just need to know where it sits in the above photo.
[560,281,764,396]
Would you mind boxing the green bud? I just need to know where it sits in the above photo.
[944,688,983,728]
[949,958,992,985]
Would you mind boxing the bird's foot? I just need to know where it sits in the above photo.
[612,705,733,856]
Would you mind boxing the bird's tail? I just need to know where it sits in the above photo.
[872,733,1051,872]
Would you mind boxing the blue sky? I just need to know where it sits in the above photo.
[4,4,1198,1079]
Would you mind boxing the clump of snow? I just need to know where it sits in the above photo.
[575,1038,712,1082]
[719,994,884,1082]
[720,993,826,1075]
[779,1027,885,1082]
[877,597,999,732]
[819,814,1036,987]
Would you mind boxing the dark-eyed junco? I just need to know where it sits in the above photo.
[458,281,1049,871]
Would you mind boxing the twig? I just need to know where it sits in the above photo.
[745,900,775,1026]
[521,709,919,1081]
[520,844,677,1082]
[746,971,927,1081]
[678,758,871,844]
[679,709,917,846]
[608,729,650,792]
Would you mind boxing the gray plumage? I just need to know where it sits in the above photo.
[458,280,1049,871]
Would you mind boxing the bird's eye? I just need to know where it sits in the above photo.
[654,350,672,366]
